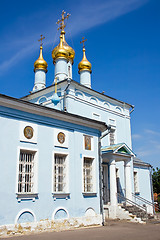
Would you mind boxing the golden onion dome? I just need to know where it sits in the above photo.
[78,47,92,73]
[34,46,48,73]
[52,31,75,64]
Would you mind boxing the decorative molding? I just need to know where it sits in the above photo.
[15,208,36,224]
[16,193,38,202]
[52,193,70,199]
[0,94,107,132]
[82,192,97,197]
[20,122,37,143]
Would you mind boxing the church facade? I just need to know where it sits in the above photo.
[0,11,154,236]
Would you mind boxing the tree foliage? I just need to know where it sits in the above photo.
[152,167,160,194]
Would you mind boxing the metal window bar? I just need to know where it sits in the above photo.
[18,151,34,193]
[134,172,138,193]
[109,130,115,145]
[54,154,66,192]
[84,158,93,192]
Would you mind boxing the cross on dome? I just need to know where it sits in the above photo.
[56,10,71,32]
[38,35,45,46]
[80,37,87,48]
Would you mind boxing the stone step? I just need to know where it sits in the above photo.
[121,204,147,220]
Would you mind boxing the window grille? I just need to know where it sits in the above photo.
[54,154,66,192]
[109,129,115,145]
[134,172,138,193]
[18,151,35,193]
[83,157,93,192]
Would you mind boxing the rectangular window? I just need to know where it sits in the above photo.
[134,171,139,193]
[18,150,35,193]
[54,154,67,192]
[109,129,115,145]
[83,157,93,192]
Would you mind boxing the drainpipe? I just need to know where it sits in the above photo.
[149,164,155,215]
[63,78,71,112]
[129,105,135,114]
[99,127,110,226]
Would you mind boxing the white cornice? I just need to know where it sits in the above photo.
[67,94,130,119]
[0,94,107,132]
[22,79,133,109]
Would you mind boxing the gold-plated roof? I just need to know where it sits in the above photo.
[34,46,48,73]
[52,34,69,62]
[78,47,92,73]
[52,11,75,64]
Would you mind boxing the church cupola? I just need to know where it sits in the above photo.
[78,37,92,88]
[33,35,48,92]
[52,34,69,63]
[52,11,75,81]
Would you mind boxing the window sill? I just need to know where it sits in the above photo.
[16,193,38,202]
[52,193,70,199]
[82,192,97,197]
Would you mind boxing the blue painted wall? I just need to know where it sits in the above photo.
[0,105,101,225]
[22,81,152,208]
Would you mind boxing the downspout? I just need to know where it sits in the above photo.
[99,127,111,226]
[63,78,71,112]
[129,105,135,114]
[149,165,155,215]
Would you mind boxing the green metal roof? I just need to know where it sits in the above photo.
[101,143,135,156]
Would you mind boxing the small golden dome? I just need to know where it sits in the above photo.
[52,31,75,64]
[78,47,92,73]
[34,46,48,73]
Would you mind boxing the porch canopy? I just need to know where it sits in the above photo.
[101,143,135,162]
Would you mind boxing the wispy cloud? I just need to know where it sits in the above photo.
[137,149,154,157]
[132,134,142,139]
[145,129,160,136]
[69,0,148,34]
[133,127,160,161]
[0,45,35,73]
[0,0,148,74]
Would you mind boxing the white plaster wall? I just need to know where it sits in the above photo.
[55,59,68,81]
[80,71,91,88]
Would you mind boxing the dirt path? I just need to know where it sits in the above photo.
[4,220,160,240]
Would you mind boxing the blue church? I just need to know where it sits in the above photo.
[0,11,154,236]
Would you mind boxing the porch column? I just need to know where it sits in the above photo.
[109,159,117,218]
[125,159,132,201]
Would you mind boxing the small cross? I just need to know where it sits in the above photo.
[38,35,45,46]
[80,37,87,48]
[56,10,71,31]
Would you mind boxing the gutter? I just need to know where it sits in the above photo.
[129,105,135,114]
[63,78,71,112]
[98,127,110,226]
[149,165,155,214]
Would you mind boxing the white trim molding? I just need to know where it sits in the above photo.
[52,207,69,220]
[15,209,36,224]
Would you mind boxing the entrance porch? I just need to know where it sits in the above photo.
[101,143,135,218]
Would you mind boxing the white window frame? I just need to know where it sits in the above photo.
[82,155,96,196]
[134,171,139,194]
[52,151,69,199]
[109,128,116,145]
[108,118,116,146]
[16,147,38,201]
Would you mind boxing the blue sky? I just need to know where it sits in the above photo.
[0,0,159,168]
